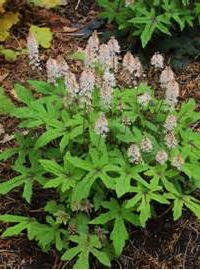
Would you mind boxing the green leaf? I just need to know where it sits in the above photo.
[62,234,109,269]
[0,177,24,195]
[111,216,128,256]
[126,194,141,208]
[0,148,17,161]
[91,200,134,256]
[173,198,183,220]
[62,247,80,261]
[35,129,63,149]
[138,196,151,227]
[40,159,64,175]
[72,173,96,203]
[22,181,33,203]
[14,84,34,105]
[59,134,69,153]
[91,249,111,267]
[0,214,29,223]
[141,21,156,48]
[30,25,53,48]
[0,87,15,114]
[2,222,28,237]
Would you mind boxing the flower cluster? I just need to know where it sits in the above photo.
[122,52,143,78]
[127,136,153,164]
[27,32,41,70]
[150,52,164,69]
[127,144,142,164]
[95,113,109,138]
[160,66,179,108]
[156,150,168,165]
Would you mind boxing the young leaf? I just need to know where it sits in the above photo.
[61,234,111,269]
[90,200,139,256]
[30,25,53,48]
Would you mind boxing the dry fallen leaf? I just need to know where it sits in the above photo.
[0,71,9,82]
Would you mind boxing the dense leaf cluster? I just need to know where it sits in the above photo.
[0,80,200,268]
[98,0,200,47]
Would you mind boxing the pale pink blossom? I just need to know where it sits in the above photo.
[140,137,153,152]
[137,92,151,106]
[164,115,177,131]
[122,52,143,77]
[160,66,175,86]
[95,113,109,137]
[65,71,79,97]
[156,150,168,165]
[150,52,164,69]
[27,32,41,70]
[127,144,142,164]
[164,132,178,149]
[171,155,184,170]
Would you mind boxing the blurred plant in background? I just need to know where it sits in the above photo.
[98,0,200,47]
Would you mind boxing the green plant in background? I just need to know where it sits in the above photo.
[98,0,200,47]
[0,33,200,268]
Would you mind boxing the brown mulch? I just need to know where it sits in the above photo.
[0,1,200,269]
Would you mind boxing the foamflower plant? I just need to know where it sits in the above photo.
[0,33,200,269]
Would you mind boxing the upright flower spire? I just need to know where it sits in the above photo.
[98,44,112,70]
[160,66,179,108]
[150,52,164,69]
[100,69,116,109]
[95,113,109,138]
[127,144,142,164]
[65,71,79,98]
[27,32,41,70]
[85,30,100,67]
[156,150,168,165]
[122,52,143,78]
[107,36,120,72]
[46,57,69,84]
[79,69,95,105]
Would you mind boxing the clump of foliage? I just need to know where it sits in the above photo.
[98,0,200,47]
[0,34,200,269]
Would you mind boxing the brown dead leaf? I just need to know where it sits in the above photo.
[0,71,9,82]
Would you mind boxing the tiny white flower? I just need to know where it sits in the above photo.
[171,155,184,170]
[107,36,120,55]
[122,52,143,77]
[164,132,178,149]
[127,144,142,164]
[98,44,112,69]
[85,30,99,67]
[27,32,41,70]
[156,150,168,165]
[160,66,175,86]
[150,52,164,69]
[165,80,180,108]
[95,113,109,138]
[164,115,177,131]
[137,92,151,106]
[79,70,95,98]
[125,0,135,6]
[140,137,153,153]
[65,71,79,97]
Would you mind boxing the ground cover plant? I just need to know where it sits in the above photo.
[98,0,200,47]
[0,32,200,268]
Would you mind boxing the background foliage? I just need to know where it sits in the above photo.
[98,0,200,47]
